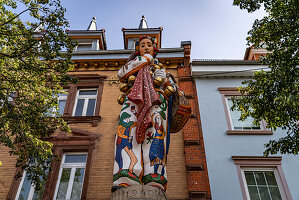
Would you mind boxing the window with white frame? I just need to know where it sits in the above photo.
[241,168,284,200]
[54,153,87,200]
[226,97,261,130]
[46,92,68,117]
[8,93,15,104]
[232,156,291,200]
[0,92,15,107]
[75,39,96,51]
[73,89,97,116]
[76,43,92,51]
[15,171,47,200]
[55,153,87,200]
[56,92,68,116]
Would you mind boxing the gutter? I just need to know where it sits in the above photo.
[192,59,260,66]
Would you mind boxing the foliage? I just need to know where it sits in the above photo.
[232,0,298,155]
[0,0,76,190]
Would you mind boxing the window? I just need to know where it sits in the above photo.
[127,38,138,49]
[242,169,282,200]
[8,129,97,200]
[46,74,105,126]
[46,92,68,117]
[75,39,94,51]
[0,92,15,107]
[232,156,292,200]
[54,153,87,200]
[15,171,46,200]
[226,97,260,130]
[73,89,97,116]
[56,92,68,115]
[76,43,92,51]
[218,88,272,135]
[8,93,15,104]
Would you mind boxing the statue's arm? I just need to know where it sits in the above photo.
[118,54,153,82]
[155,130,165,140]
[117,125,128,139]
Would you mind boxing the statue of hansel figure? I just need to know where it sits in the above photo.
[113,35,191,192]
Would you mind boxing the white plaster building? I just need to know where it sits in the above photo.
[191,50,298,200]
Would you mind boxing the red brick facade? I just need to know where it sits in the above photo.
[179,42,211,199]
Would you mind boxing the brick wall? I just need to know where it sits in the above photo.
[178,43,212,199]
[0,145,17,199]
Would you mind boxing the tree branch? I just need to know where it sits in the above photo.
[0,7,36,26]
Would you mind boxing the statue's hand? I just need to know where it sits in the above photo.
[143,54,154,64]
[154,69,166,81]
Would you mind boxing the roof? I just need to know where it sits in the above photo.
[68,47,184,60]
[192,59,258,65]
[191,59,268,78]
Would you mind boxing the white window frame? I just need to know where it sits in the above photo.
[225,96,264,130]
[54,152,87,200]
[240,167,287,200]
[15,170,47,200]
[8,94,14,103]
[0,93,15,105]
[55,91,68,115]
[232,156,292,200]
[72,89,97,116]
[15,171,36,200]
[75,39,96,51]
[48,91,68,117]
[76,43,92,51]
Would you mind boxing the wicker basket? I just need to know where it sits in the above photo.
[170,90,191,133]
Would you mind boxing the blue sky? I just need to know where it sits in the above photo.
[61,0,265,59]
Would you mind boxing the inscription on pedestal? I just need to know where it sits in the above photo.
[111,185,167,200]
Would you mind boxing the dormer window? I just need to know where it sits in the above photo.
[76,40,93,51]
[128,38,138,49]
[122,16,162,49]
[75,39,99,51]
[127,37,157,50]
[77,43,92,51]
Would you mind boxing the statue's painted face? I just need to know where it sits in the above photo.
[139,38,154,57]
[124,117,130,123]
[155,115,162,125]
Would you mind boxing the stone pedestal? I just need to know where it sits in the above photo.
[111,185,167,200]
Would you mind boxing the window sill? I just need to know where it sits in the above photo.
[227,130,273,135]
[63,116,101,127]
